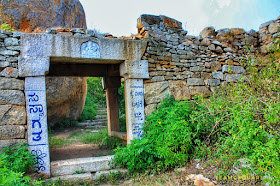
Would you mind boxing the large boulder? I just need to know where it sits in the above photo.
[0,0,86,33]
[0,0,88,122]
[46,77,87,123]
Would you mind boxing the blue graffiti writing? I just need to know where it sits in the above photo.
[32,130,42,142]
[134,112,143,120]
[29,104,43,114]
[31,150,46,171]
[28,93,39,103]
[32,119,41,129]
[130,85,143,89]
[130,90,144,99]
[132,100,143,108]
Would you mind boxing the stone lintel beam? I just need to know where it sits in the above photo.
[120,60,149,79]
[20,34,147,61]
[18,56,50,77]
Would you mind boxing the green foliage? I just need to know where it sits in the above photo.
[78,77,105,121]
[49,137,72,148]
[113,96,212,173]
[118,81,126,132]
[0,23,15,31]
[86,77,106,107]
[80,128,124,149]
[49,120,79,130]
[0,143,43,186]
[78,96,98,122]
[95,171,125,185]
[0,143,34,173]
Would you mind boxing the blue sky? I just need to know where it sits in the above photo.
[80,0,280,36]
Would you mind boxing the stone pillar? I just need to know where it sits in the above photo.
[19,56,51,177]
[103,76,121,136]
[25,77,50,176]
[124,79,145,142]
[120,60,149,144]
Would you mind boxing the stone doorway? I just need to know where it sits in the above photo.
[19,33,148,176]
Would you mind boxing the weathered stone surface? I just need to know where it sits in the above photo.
[51,156,114,176]
[231,28,245,35]
[169,80,191,100]
[0,0,87,33]
[187,78,204,86]
[210,61,222,71]
[46,77,87,122]
[222,65,245,74]
[200,27,216,38]
[0,49,19,56]
[0,77,24,90]
[0,139,27,150]
[212,71,223,80]
[0,90,25,105]
[0,105,26,125]
[0,125,25,139]
[120,60,149,79]
[225,74,242,82]
[0,67,18,78]
[4,38,19,46]
[205,79,220,86]
[144,81,170,105]
[18,56,50,77]
[189,86,211,98]
[190,66,205,72]
[144,104,157,116]
[268,22,280,34]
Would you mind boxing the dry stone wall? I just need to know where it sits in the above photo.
[139,14,280,115]
[0,30,26,148]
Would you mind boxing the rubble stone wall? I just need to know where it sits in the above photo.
[139,15,280,115]
[0,30,26,148]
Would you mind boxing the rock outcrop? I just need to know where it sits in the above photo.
[46,77,87,122]
[0,0,86,33]
[0,0,88,122]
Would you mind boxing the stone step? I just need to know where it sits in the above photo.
[95,114,107,119]
[49,169,127,181]
[50,155,114,176]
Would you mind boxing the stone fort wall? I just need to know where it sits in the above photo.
[0,15,279,148]
[140,15,280,115]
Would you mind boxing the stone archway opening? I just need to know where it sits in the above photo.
[19,33,149,177]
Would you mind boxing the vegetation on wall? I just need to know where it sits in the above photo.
[113,39,280,184]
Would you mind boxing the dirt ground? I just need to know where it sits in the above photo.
[49,127,111,161]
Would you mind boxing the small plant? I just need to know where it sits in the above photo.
[0,23,15,31]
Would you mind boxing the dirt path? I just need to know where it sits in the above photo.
[49,126,111,161]
[50,142,110,161]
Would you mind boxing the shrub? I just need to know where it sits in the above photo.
[113,96,213,173]
[0,143,43,185]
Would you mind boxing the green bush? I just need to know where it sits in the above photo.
[0,143,43,185]
[113,96,213,173]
